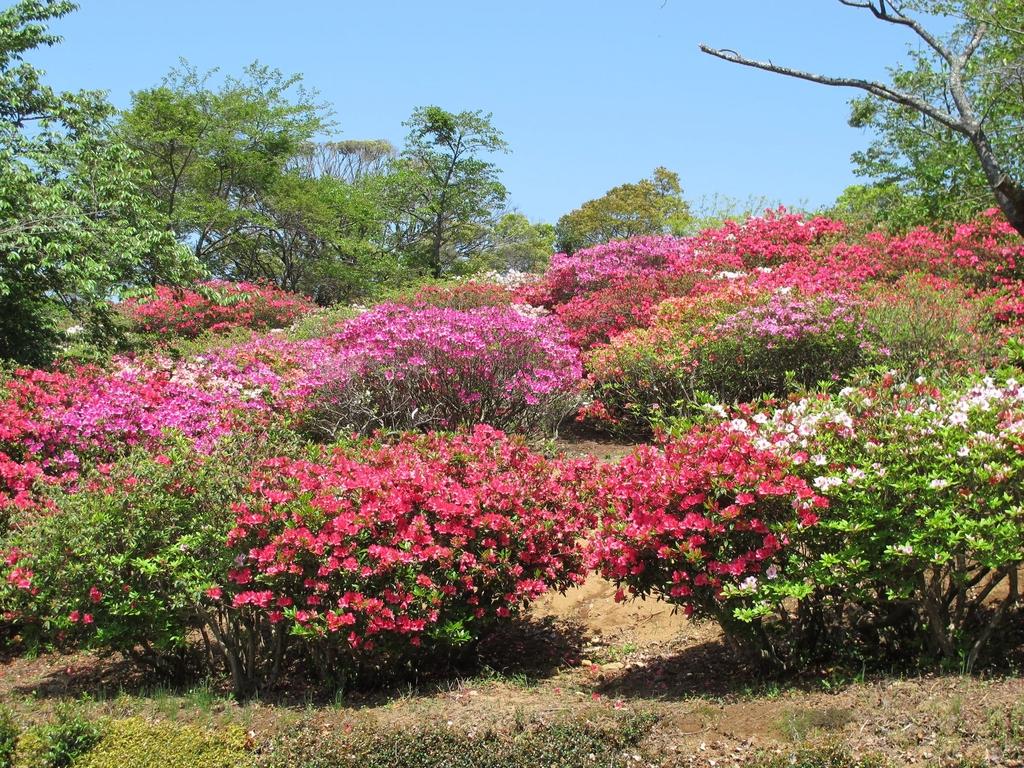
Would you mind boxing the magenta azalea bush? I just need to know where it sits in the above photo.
[304,304,583,436]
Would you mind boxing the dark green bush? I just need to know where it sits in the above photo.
[17,706,103,768]
[259,711,656,768]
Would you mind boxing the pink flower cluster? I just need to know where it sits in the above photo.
[714,293,863,342]
[588,424,826,618]
[306,304,582,434]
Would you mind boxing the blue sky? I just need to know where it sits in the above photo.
[30,0,920,223]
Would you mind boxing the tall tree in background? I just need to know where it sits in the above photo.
[555,167,691,254]
[0,0,196,364]
[120,62,331,280]
[391,106,508,278]
[291,139,395,182]
[701,0,1024,235]
[470,212,555,274]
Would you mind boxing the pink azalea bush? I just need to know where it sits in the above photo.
[304,304,583,436]
[220,425,598,690]
[123,280,316,338]
[518,236,699,307]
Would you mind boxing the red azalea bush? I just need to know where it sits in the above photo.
[588,424,826,663]
[218,425,599,691]
[554,273,696,350]
[123,280,316,338]
[880,208,1024,288]
[690,208,847,268]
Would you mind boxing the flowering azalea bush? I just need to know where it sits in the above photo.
[519,236,697,307]
[217,425,598,693]
[584,291,869,433]
[706,373,1024,667]
[396,280,514,310]
[554,273,696,350]
[0,430,296,681]
[588,424,827,665]
[304,304,583,437]
[123,280,316,338]
[881,208,1024,288]
[690,208,847,268]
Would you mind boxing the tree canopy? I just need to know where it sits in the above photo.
[0,0,198,364]
[555,167,691,254]
[389,106,509,278]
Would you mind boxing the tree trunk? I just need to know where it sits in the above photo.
[969,128,1024,236]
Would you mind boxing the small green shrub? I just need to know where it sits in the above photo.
[12,730,46,768]
[285,305,359,340]
[18,706,103,768]
[76,718,251,768]
[863,274,998,376]
[260,711,656,768]
[0,708,17,768]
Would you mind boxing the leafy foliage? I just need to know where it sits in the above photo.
[76,718,250,768]
[555,167,690,254]
[389,106,509,278]
[0,0,199,364]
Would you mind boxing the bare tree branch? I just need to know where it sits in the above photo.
[838,0,955,64]
[697,44,968,134]
[961,22,988,65]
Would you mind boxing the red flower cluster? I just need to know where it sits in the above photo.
[554,274,694,350]
[220,426,599,651]
[588,425,826,618]
[690,208,847,268]
[123,280,316,338]
[880,208,1024,287]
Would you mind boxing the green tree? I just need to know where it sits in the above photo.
[469,212,554,274]
[701,0,1024,234]
[828,182,922,232]
[0,0,196,365]
[120,62,331,280]
[555,167,691,254]
[390,106,509,278]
